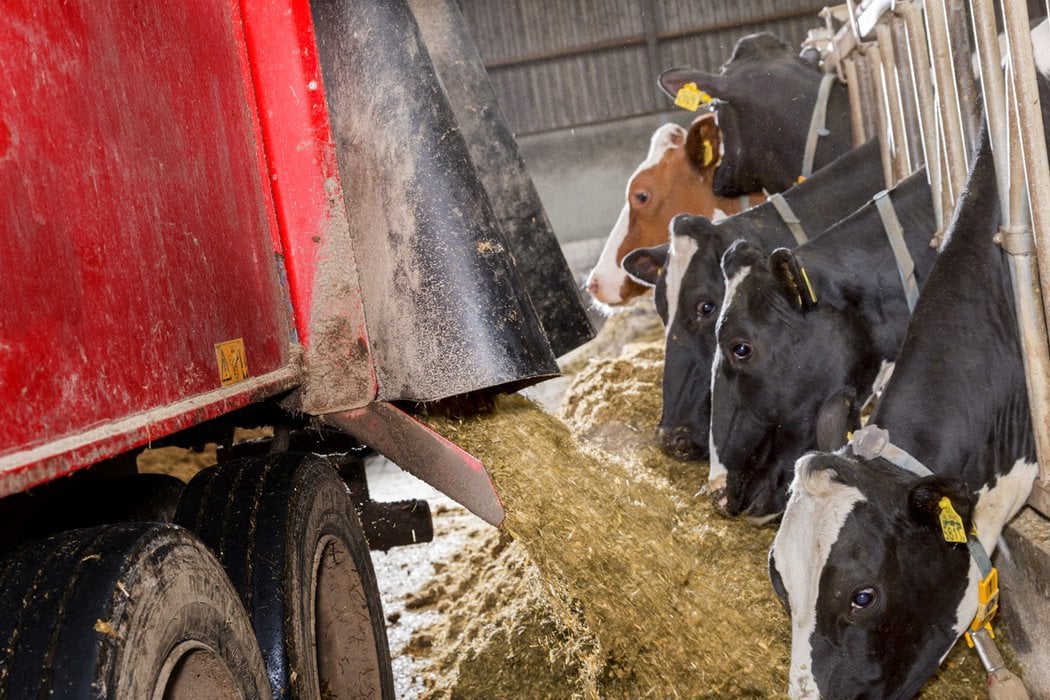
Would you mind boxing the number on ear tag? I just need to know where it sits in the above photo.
[938,497,967,543]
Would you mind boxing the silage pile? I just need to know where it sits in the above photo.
[420,336,1000,698]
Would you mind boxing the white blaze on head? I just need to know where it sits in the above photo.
[587,204,631,304]
[664,229,699,341]
[586,123,686,305]
[707,258,753,488]
[773,455,865,699]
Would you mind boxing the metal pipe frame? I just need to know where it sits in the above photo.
[843,56,869,146]
[898,0,946,236]
[890,13,923,173]
[876,19,913,181]
[1001,0,1050,513]
[866,41,897,189]
[925,0,970,207]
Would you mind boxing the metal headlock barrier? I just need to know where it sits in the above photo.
[805,0,1050,517]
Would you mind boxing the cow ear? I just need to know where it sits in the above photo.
[658,66,727,102]
[770,249,818,312]
[622,243,669,288]
[907,475,976,539]
[684,114,720,174]
[815,386,857,451]
[721,239,764,281]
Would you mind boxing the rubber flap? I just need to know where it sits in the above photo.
[311,0,566,401]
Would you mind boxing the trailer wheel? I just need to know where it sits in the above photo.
[0,523,271,698]
[174,452,394,699]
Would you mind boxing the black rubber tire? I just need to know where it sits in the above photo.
[17,472,186,542]
[175,452,395,699]
[0,523,272,698]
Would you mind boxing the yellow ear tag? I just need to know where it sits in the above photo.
[797,175,807,184]
[701,140,714,167]
[938,497,968,543]
[675,82,711,112]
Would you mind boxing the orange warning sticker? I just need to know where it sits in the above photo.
[215,338,249,387]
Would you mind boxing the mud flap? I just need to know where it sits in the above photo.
[409,0,595,358]
[310,0,588,402]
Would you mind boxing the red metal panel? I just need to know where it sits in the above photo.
[239,0,376,412]
[0,1,293,489]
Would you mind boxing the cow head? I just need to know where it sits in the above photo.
[587,115,730,306]
[769,452,975,698]
[624,214,737,462]
[659,33,850,197]
[709,242,877,518]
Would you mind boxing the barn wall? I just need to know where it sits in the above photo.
[453,0,831,250]
[457,0,828,136]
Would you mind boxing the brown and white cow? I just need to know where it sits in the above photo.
[585,113,763,307]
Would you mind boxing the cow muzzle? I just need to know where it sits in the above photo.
[658,425,708,461]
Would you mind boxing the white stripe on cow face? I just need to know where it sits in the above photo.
[664,230,700,344]
[773,455,865,699]
[707,261,753,489]
[587,203,631,305]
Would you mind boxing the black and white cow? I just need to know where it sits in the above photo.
[659,33,853,197]
[709,168,938,519]
[768,77,1048,697]
[624,139,883,461]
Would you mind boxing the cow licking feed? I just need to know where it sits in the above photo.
[623,139,884,462]
[768,71,1050,699]
[709,167,938,520]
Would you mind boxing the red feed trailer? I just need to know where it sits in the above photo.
[0,1,586,696]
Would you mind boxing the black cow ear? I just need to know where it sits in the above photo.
[684,113,720,174]
[721,239,764,281]
[658,66,727,102]
[907,475,976,539]
[622,243,669,288]
[815,386,857,451]
[770,249,818,312]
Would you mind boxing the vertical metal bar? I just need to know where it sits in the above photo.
[843,57,869,146]
[876,20,912,181]
[854,43,880,143]
[947,0,981,154]
[925,0,970,204]
[866,40,897,189]
[898,0,945,234]
[969,0,1011,216]
[1003,0,1050,514]
[890,14,923,172]
[639,0,662,113]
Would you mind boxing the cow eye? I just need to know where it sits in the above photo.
[851,587,876,611]
[696,300,716,319]
[731,341,753,360]
[633,191,651,205]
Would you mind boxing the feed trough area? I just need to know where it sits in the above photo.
[408,318,1007,698]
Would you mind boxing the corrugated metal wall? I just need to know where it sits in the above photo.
[458,0,829,135]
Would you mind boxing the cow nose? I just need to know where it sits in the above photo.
[586,277,600,298]
[658,426,708,461]
[707,474,730,516]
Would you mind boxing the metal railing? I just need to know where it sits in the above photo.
[810,0,1050,516]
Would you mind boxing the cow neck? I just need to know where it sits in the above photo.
[848,424,1003,667]
[800,72,838,181]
